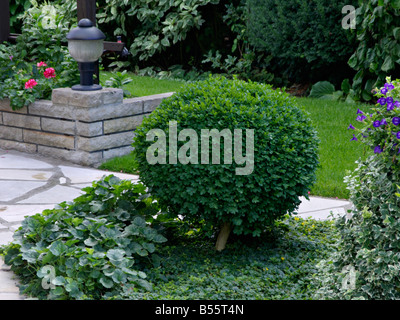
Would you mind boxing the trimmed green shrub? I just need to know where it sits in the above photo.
[132,76,319,247]
[246,0,358,85]
[0,175,167,300]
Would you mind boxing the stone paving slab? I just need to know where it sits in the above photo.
[18,185,85,204]
[0,256,25,300]
[0,232,13,246]
[0,170,52,181]
[296,196,352,220]
[0,181,48,202]
[0,204,55,222]
[0,154,53,169]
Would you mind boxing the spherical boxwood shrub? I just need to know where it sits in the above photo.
[133,76,319,244]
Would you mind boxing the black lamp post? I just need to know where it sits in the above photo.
[66,18,105,91]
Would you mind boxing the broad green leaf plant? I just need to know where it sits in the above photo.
[0,175,167,300]
[348,0,400,101]
[97,0,219,61]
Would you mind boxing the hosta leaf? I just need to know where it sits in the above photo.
[133,216,147,227]
[153,234,168,243]
[100,277,114,289]
[22,249,39,263]
[137,279,153,292]
[309,81,335,98]
[106,249,125,262]
[142,242,156,253]
[111,269,127,283]
[49,240,67,256]
[381,56,394,72]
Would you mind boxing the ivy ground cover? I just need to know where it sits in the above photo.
[115,215,339,300]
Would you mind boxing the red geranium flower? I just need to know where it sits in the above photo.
[37,61,47,67]
[24,79,38,89]
[43,67,56,79]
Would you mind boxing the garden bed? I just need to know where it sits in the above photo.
[0,88,174,166]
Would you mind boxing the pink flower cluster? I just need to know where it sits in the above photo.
[24,79,37,89]
[24,62,56,90]
[43,67,56,79]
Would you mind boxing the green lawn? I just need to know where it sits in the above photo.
[100,71,184,97]
[295,97,373,199]
[98,76,374,200]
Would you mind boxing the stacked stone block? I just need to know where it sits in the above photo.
[0,88,173,166]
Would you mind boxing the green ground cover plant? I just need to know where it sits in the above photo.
[0,175,167,300]
[116,215,339,300]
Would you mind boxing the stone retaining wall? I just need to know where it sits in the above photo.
[0,88,174,166]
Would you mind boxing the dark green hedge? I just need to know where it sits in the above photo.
[246,0,358,85]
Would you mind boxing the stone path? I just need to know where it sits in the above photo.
[0,148,352,300]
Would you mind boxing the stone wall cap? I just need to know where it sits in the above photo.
[52,87,124,108]
[123,92,175,103]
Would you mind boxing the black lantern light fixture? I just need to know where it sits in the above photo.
[66,18,105,91]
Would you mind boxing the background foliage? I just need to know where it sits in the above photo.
[7,0,366,91]
[0,1,79,109]
[246,0,358,86]
[348,0,400,102]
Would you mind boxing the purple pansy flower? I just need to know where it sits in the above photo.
[381,118,388,126]
[347,124,355,130]
[374,145,383,154]
[385,83,395,90]
[373,120,381,127]
[395,101,400,108]
[357,109,364,114]
[387,103,394,111]
[351,134,358,141]
[357,115,367,122]
[381,88,388,95]
[387,97,394,103]
[397,132,400,139]
[393,117,400,126]
[378,97,387,105]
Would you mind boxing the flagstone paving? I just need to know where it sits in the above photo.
[0,148,352,300]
